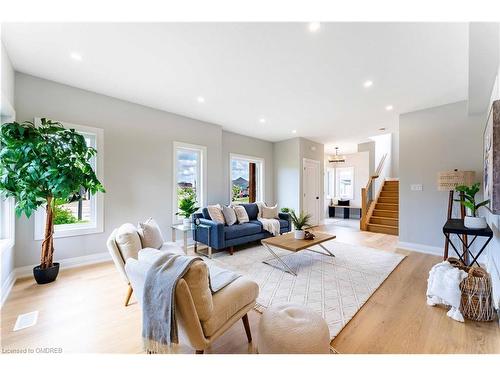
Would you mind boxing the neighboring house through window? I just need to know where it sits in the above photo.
[230,154,264,204]
[34,119,104,240]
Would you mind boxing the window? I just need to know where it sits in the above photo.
[230,154,264,204]
[34,120,104,240]
[173,142,206,223]
[0,197,15,246]
[335,167,354,200]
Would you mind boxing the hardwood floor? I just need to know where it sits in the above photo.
[1,219,499,354]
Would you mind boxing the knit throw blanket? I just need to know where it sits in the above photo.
[258,218,281,236]
[142,253,240,353]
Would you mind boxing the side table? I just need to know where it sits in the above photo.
[171,224,194,254]
[442,219,493,267]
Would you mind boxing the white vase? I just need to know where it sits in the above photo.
[294,230,305,240]
[183,218,191,227]
[464,216,487,229]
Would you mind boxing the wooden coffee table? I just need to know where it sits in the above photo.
[261,231,336,276]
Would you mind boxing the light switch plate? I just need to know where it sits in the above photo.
[410,184,423,191]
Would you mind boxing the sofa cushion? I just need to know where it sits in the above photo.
[115,223,142,261]
[222,205,237,226]
[137,218,164,249]
[249,219,288,229]
[233,205,249,224]
[201,276,259,337]
[240,203,259,220]
[207,204,225,224]
[224,223,262,240]
[183,260,214,321]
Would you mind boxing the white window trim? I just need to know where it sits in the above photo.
[0,197,15,251]
[173,142,207,224]
[33,119,104,240]
[229,153,265,204]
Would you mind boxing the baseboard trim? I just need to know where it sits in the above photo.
[15,252,111,279]
[1,252,111,306]
[397,241,443,256]
[1,269,16,308]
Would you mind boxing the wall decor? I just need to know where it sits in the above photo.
[483,100,500,214]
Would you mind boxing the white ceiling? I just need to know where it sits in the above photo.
[2,23,469,152]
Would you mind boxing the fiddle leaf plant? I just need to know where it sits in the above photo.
[176,187,199,219]
[454,183,489,217]
[0,119,105,269]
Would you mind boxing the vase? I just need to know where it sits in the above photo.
[183,218,191,227]
[464,216,487,229]
[294,230,305,240]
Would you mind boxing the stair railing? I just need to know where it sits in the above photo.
[360,153,387,230]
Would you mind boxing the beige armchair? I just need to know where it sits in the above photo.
[106,223,183,306]
[125,249,259,354]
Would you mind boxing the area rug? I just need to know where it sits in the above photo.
[207,241,405,339]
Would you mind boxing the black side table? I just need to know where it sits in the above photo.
[442,219,493,267]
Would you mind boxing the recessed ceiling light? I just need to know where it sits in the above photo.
[379,127,386,131]
[363,80,373,88]
[308,22,321,32]
[70,52,82,61]
[385,105,393,111]
[259,118,266,124]
[197,96,205,103]
[292,130,297,134]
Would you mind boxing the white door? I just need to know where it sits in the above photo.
[303,159,320,226]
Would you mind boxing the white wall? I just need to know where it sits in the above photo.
[358,141,375,176]
[370,133,393,194]
[324,151,369,210]
[12,73,273,268]
[221,130,274,205]
[274,138,301,212]
[399,101,486,253]
[391,131,400,178]
[1,41,15,303]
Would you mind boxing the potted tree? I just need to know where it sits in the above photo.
[289,209,311,239]
[176,187,199,227]
[455,183,490,229]
[0,119,105,284]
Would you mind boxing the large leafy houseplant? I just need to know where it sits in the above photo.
[176,187,199,224]
[455,182,489,229]
[0,119,105,281]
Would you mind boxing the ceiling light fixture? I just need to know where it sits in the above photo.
[385,105,393,111]
[329,147,345,163]
[259,118,266,124]
[197,96,205,103]
[363,80,373,88]
[379,127,386,131]
[70,52,82,61]
[292,130,297,134]
[308,22,321,32]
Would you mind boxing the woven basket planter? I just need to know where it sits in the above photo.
[460,268,496,322]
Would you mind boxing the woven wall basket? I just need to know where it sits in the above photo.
[460,268,496,322]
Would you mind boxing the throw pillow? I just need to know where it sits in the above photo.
[262,205,279,219]
[207,204,225,224]
[233,205,249,223]
[222,205,237,226]
[115,223,142,260]
[137,217,164,249]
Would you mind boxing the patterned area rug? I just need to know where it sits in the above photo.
[208,240,405,339]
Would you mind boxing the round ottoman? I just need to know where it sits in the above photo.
[257,303,330,354]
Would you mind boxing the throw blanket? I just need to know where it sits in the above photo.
[142,253,241,353]
[426,261,468,322]
[255,201,281,236]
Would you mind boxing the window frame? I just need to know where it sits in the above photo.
[33,119,104,240]
[229,153,265,205]
[173,141,207,224]
[0,197,15,250]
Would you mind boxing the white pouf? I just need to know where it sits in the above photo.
[257,303,330,354]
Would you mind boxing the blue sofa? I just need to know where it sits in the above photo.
[192,203,291,254]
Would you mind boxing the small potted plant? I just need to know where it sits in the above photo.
[0,119,105,284]
[176,187,199,226]
[455,183,490,229]
[280,207,290,213]
[289,210,311,239]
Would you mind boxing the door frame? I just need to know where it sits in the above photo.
[302,158,321,226]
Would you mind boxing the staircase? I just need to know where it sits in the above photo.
[366,180,399,235]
